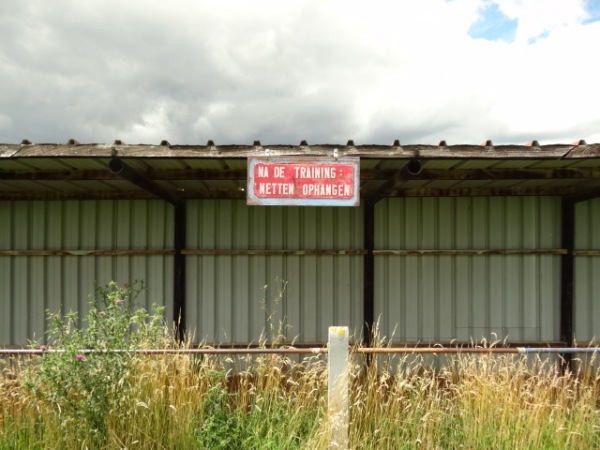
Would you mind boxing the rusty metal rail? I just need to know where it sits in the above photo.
[0,348,327,355]
[1,347,598,356]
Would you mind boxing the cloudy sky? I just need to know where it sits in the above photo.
[1,0,599,146]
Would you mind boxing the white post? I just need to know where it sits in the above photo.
[328,326,349,449]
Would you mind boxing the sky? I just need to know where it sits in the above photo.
[1,0,599,146]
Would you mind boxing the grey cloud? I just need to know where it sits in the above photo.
[1,1,598,145]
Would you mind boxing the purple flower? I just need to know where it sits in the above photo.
[39,345,47,351]
[76,354,85,361]
[115,300,123,306]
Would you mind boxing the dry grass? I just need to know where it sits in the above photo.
[1,344,600,449]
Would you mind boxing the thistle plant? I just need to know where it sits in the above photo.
[24,280,167,447]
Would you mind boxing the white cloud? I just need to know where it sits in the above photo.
[493,0,588,43]
[0,0,598,145]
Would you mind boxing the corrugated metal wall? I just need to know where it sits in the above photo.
[186,200,364,344]
[574,198,600,343]
[1,196,597,348]
[0,200,174,345]
[374,197,562,344]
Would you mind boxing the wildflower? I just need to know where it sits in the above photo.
[115,300,123,306]
[39,345,47,351]
[76,354,85,361]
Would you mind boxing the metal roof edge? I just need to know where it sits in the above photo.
[2,142,599,159]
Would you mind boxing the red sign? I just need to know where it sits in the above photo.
[247,157,360,206]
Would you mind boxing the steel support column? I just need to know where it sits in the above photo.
[362,160,422,347]
[363,202,375,347]
[174,204,187,342]
[108,156,187,341]
[560,198,575,369]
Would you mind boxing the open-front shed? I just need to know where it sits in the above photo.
[1,140,599,349]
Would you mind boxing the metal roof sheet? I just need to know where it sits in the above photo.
[1,141,599,201]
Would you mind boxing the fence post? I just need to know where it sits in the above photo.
[328,326,349,449]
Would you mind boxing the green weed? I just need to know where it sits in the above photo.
[1,281,599,449]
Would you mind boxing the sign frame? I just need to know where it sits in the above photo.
[247,156,360,206]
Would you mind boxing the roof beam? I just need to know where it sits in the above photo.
[2,167,600,182]
[369,167,600,181]
[366,160,423,206]
[0,168,247,181]
[108,158,182,206]
[3,185,600,201]
[385,186,600,198]
[564,186,600,203]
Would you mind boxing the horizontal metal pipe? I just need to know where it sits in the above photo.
[182,249,367,256]
[405,159,423,176]
[0,348,328,356]
[354,348,520,354]
[1,347,598,356]
[5,249,600,258]
[0,249,177,257]
[109,158,181,206]
[355,347,598,354]
[517,347,599,354]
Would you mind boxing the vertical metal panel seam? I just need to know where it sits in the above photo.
[560,198,575,348]
[248,204,254,340]
[384,200,391,338]
[265,207,271,339]
[316,208,322,335]
[174,203,187,340]
[25,202,32,339]
[590,201,597,337]
[8,201,15,342]
[332,210,338,324]
[484,199,491,333]
[363,203,375,345]
[230,203,236,340]
[42,201,49,339]
[496,198,503,336]
[435,198,441,340]
[520,200,526,334]
[453,200,459,340]
[213,202,219,339]
[417,199,423,339]
[465,198,472,339]
[298,208,304,338]
[282,212,288,341]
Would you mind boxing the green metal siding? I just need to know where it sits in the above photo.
[1,195,596,349]
[185,200,364,344]
[0,200,174,345]
[574,198,600,343]
[374,197,562,344]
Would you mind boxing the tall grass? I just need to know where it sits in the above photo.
[2,346,599,449]
[0,349,328,449]
[345,351,600,449]
[1,281,599,448]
